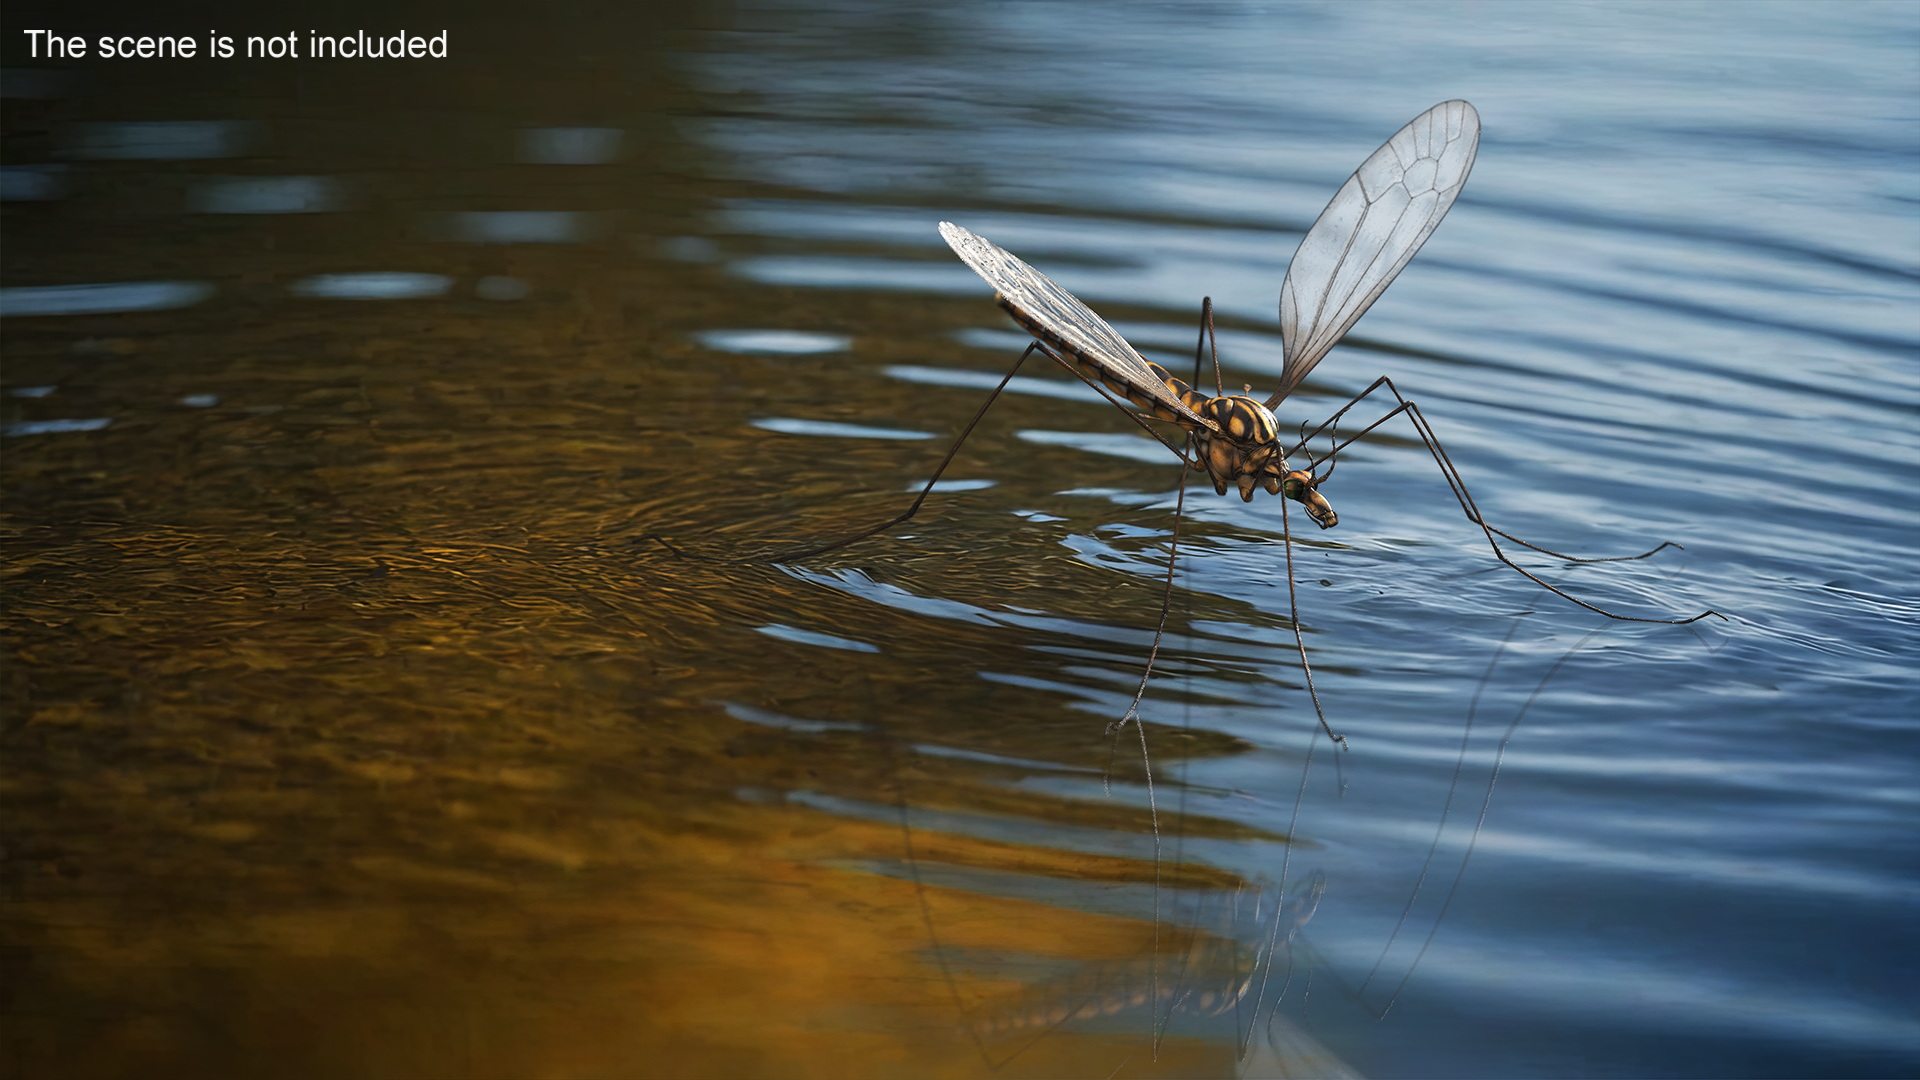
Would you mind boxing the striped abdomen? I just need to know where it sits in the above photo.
[996,295,1211,429]
[994,294,1280,447]
[995,293,1332,516]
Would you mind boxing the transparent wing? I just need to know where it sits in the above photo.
[940,221,1208,428]
[1267,100,1480,408]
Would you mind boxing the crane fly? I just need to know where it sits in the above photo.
[651,103,1726,1066]
[742,99,1718,749]
[913,105,1713,1064]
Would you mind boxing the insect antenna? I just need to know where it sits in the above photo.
[1296,420,1336,485]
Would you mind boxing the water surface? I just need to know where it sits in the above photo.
[3,3,1916,1077]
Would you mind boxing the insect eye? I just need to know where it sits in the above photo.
[1282,478,1304,499]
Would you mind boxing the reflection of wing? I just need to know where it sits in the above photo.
[939,221,1210,429]
[972,875,1327,1040]
[1268,100,1480,407]
[1248,1012,1366,1080]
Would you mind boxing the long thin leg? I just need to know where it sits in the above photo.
[1127,468,1176,1051]
[1240,872,1326,1059]
[1099,471,1183,764]
[649,337,1204,564]
[1355,611,1526,1016]
[1107,471,1189,742]
[1293,376,1672,564]
[1117,299,1221,1053]
[1285,376,1724,625]
[1103,429,1198,1057]
[648,342,1048,563]
[1196,297,1225,396]
[1360,619,1610,1019]
[1280,494,1348,747]
[1108,297,1225,741]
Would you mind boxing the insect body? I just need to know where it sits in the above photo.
[697,100,1714,636]
[949,223,1334,524]
[936,101,1713,629]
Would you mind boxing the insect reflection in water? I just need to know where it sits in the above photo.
[764,100,1719,753]
[957,873,1336,1070]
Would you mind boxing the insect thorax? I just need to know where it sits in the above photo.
[1180,392,1338,527]
[1192,395,1290,501]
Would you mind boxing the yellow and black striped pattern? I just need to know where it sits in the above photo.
[993,294,1210,430]
[997,292,1338,526]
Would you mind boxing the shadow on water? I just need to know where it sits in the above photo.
[0,5,1365,1076]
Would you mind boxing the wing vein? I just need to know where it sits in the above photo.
[1267,101,1480,408]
